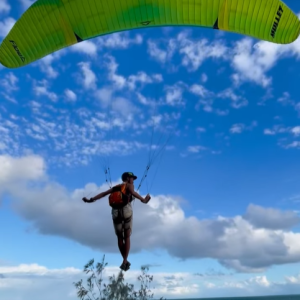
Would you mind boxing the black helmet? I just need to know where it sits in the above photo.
[122,172,137,181]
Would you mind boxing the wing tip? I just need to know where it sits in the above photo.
[213,18,219,30]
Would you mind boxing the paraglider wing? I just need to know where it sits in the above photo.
[1,0,299,68]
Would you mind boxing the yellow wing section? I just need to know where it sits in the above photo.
[1,0,299,68]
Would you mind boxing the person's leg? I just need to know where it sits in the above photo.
[112,206,132,271]
[117,232,125,259]
[112,209,125,261]
[122,228,131,265]
[122,205,133,266]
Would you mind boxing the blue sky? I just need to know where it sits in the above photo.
[1,0,300,299]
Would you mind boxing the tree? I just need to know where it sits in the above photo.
[73,255,166,300]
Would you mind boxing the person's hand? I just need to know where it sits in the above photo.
[144,194,151,203]
[82,197,94,203]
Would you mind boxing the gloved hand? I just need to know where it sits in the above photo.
[144,194,151,203]
[82,197,95,203]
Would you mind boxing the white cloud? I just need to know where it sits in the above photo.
[25,126,47,141]
[178,34,229,72]
[152,73,163,82]
[231,39,273,87]
[190,84,212,98]
[217,89,248,109]
[0,83,176,166]
[147,37,178,66]
[199,101,214,113]
[291,126,300,137]
[263,125,290,136]
[104,55,126,89]
[285,274,300,284]
[111,96,139,118]
[35,51,66,78]
[284,141,300,149]
[127,72,162,90]
[88,117,110,131]
[277,92,294,106]
[1,93,17,104]
[190,84,215,112]
[32,80,58,102]
[164,84,185,106]
[190,85,247,113]
[230,122,256,134]
[136,92,149,105]
[196,127,206,133]
[146,30,300,88]
[231,36,300,87]
[18,0,35,11]
[243,204,300,230]
[264,129,276,135]
[0,72,18,92]
[0,263,82,300]
[0,17,15,38]
[0,0,10,14]
[187,146,206,153]
[135,92,158,106]
[26,101,42,115]
[77,62,97,90]
[0,155,46,189]
[230,124,245,134]
[70,40,97,56]
[101,55,163,94]
[0,118,23,155]
[98,32,143,49]
[263,125,300,150]
[94,87,113,107]
[147,40,168,63]
[201,73,208,83]
[216,109,229,116]
[150,115,163,127]
[64,89,77,102]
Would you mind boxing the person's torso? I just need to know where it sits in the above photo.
[110,183,133,210]
[124,183,133,203]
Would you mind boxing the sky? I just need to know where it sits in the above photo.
[1,0,300,299]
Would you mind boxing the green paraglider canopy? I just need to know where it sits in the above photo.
[1,0,300,68]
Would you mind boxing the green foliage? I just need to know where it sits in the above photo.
[73,255,166,300]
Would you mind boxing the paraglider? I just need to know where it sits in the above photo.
[82,172,151,271]
[0,0,299,69]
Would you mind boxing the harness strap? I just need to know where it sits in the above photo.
[113,206,132,225]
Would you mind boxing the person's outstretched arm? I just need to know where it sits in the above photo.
[127,183,151,203]
[82,187,114,203]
